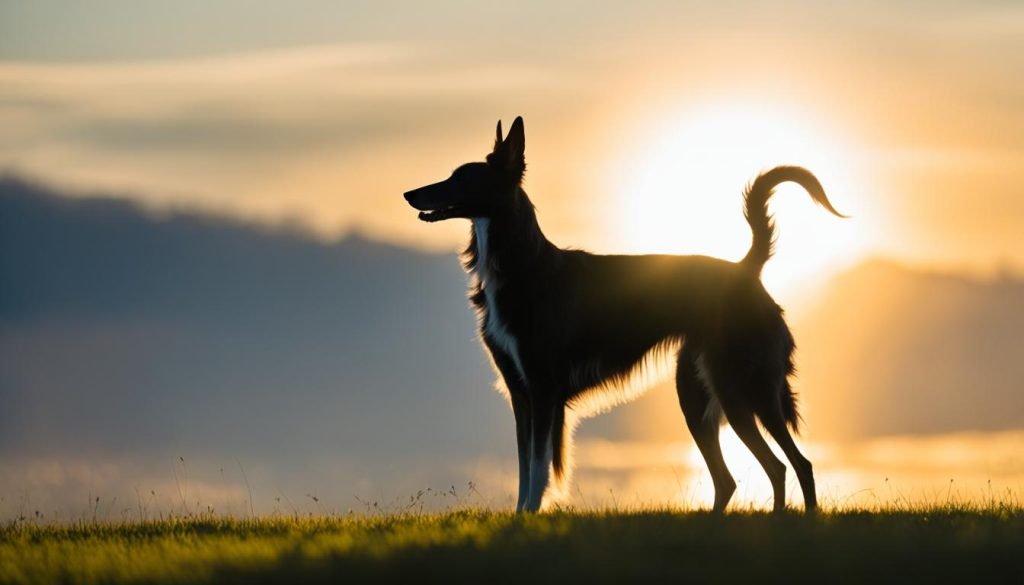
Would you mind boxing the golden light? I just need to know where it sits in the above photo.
[610,101,867,297]
[683,427,800,509]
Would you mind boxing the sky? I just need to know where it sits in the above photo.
[2,1,1023,516]
[2,1,1023,296]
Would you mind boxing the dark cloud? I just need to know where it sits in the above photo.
[0,177,507,466]
[796,259,1024,438]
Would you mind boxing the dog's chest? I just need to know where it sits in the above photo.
[472,219,527,382]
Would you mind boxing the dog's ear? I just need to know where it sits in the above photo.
[494,120,504,151]
[488,116,525,183]
[505,116,525,161]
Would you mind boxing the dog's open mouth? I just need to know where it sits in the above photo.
[417,206,462,222]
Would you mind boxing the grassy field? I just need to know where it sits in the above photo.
[2,506,1022,584]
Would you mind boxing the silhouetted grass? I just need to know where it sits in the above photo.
[3,503,1022,584]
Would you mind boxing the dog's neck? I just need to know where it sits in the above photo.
[466,189,554,280]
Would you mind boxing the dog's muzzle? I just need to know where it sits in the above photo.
[404,185,465,222]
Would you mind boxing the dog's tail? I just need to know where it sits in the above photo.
[740,166,846,275]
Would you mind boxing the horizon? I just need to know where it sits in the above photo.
[4,173,1021,284]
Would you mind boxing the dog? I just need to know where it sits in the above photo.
[404,116,845,513]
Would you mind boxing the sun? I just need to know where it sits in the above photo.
[610,101,866,297]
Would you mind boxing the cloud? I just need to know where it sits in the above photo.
[0,42,580,251]
[794,260,1024,439]
[0,42,562,156]
[0,178,515,514]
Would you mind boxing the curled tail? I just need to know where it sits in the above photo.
[740,166,847,275]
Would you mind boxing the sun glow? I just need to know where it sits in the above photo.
[682,427,803,508]
[612,102,867,297]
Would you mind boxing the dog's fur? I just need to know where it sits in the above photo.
[404,116,845,513]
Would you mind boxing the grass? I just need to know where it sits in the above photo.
[2,504,1023,584]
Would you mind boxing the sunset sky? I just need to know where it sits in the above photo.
[2,1,1023,515]
[3,1,1023,296]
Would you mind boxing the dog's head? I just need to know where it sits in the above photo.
[404,116,526,222]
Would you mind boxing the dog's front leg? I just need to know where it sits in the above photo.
[523,394,557,512]
[509,390,531,512]
[485,342,533,512]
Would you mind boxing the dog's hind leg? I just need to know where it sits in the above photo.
[676,349,736,512]
[523,395,558,512]
[757,392,817,513]
[716,384,788,513]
